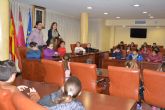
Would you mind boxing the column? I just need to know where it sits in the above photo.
[80,12,88,43]
[109,26,115,48]
[0,0,9,60]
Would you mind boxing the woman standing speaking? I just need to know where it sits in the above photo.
[47,22,62,50]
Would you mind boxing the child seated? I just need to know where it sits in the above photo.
[85,43,98,53]
[43,42,58,60]
[126,49,143,62]
[35,76,85,110]
[57,41,66,57]
[147,49,163,63]
[74,42,86,54]
[111,46,123,60]
[26,42,41,59]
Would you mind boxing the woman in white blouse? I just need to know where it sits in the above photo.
[74,42,86,54]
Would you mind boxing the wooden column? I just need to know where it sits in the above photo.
[80,12,88,43]
[0,0,9,60]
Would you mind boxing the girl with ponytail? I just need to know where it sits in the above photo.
[38,76,85,110]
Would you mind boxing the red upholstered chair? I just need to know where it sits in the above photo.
[70,43,87,53]
[143,69,165,108]
[108,66,140,101]
[42,59,65,86]
[70,62,102,93]
[17,47,45,81]
[0,86,47,110]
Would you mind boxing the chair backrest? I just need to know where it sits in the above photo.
[102,59,126,69]
[22,60,45,81]
[143,69,165,108]
[0,86,47,110]
[160,48,165,56]
[108,66,140,101]
[141,61,161,71]
[70,62,97,93]
[42,59,65,86]
[70,43,87,53]
[16,47,28,70]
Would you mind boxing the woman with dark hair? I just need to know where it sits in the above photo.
[57,41,66,57]
[47,22,61,49]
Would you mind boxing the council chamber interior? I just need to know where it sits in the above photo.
[0,0,165,110]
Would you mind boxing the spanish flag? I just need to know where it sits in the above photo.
[9,10,17,61]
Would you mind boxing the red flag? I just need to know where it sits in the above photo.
[17,10,25,47]
[9,10,17,61]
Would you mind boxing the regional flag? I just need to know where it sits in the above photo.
[26,10,32,47]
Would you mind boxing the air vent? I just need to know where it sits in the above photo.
[135,20,146,24]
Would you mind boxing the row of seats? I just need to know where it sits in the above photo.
[102,59,162,70]
[70,62,165,108]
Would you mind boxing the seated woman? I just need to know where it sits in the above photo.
[74,42,86,54]
[43,42,58,60]
[126,49,143,62]
[147,49,163,63]
[111,46,123,60]
[26,42,41,59]
[85,43,98,53]
[37,76,85,110]
[57,41,66,57]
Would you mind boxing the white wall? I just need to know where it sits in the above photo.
[113,26,165,48]
[11,0,80,52]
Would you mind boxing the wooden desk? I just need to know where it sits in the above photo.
[79,91,136,110]
[70,51,109,68]
[102,59,126,69]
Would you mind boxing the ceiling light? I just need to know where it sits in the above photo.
[116,17,120,19]
[87,6,93,10]
[143,11,148,14]
[104,12,108,15]
[133,4,140,7]
[150,16,154,19]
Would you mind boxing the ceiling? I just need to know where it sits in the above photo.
[17,0,165,19]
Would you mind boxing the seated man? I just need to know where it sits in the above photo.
[26,42,41,59]
[85,43,98,53]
